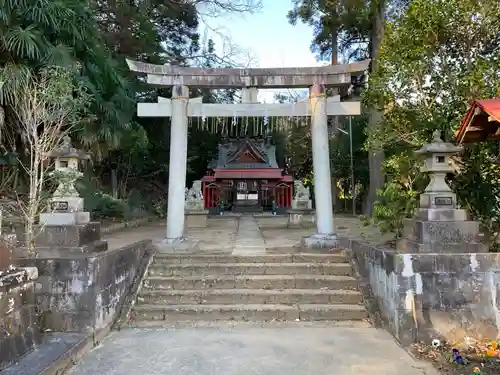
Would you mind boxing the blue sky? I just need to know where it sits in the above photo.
[199,0,327,102]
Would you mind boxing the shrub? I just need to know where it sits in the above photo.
[359,214,371,227]
[90,193,129,220]
[372,182,418,238]
[152,197,167,219]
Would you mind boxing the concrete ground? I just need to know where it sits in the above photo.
[81,216,429,375]
[255,215,393,249]
[68,323,433,375]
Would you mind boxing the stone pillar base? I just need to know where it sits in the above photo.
[287,209,316,228]
[291,200,312,210]
[300,233,339,249]
[398,217,487,253]
[396,237,487,253]
[33,222,101,248]
[39,211,90,226]
[185,210,208,228]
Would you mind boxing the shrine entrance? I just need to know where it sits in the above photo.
[234,180,259,212]
[202,177,293,214]
[127,59,369,245]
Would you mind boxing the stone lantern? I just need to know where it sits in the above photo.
[39,136,91,226]
[397,130,486,253]
[415,130,463,215]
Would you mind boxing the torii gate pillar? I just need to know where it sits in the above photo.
[166,85,189,243]
[310,84,334,233]
[301,84,338,249]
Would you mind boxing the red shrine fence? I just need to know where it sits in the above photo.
[202,180,293,213]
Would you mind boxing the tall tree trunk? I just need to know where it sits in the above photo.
[111,168,118,198]
[365,0,386,216]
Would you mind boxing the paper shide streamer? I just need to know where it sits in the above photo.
[188,108,314,136]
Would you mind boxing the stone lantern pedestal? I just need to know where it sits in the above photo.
[397,131,487,253]
[33,137,107,254]
[288,181,315,228]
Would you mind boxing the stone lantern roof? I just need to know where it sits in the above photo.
[48,136,90,160]
[415,130,462,155]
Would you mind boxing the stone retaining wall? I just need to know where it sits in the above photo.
[1,213,154,239]
[17,240,153,333]
[0,266,40,371]
[340,237,500,346]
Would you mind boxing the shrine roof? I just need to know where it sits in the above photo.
[456,98,500,144]
[208,139,279,170]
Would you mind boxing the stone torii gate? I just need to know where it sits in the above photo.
[127,59,370,248]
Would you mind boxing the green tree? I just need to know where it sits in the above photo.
[88,0,201,201]
[330,114,369,211]
[287,0,389,214]
[288,0,341,64]
[365,0,500,237]
[0,0,137,160]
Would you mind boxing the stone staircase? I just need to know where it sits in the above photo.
[131,252,367,323]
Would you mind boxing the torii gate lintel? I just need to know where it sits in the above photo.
[137,95,360,118]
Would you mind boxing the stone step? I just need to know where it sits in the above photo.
[265,247,345,254]
[148,263,353,277]
[152,253,349,265]
[131,304,367,322]
[129,320,373,329]
[138,288,363,305]
[143,275,358,290]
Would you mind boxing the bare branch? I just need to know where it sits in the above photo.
[4,66,91,250]
[189,0,262,17]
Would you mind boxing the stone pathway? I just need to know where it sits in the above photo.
[68,323,435,375]
[103,214,390,252]
[232,215,266,254]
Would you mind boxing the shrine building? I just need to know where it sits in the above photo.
[456,98,500,144]
[201,138,293,214]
